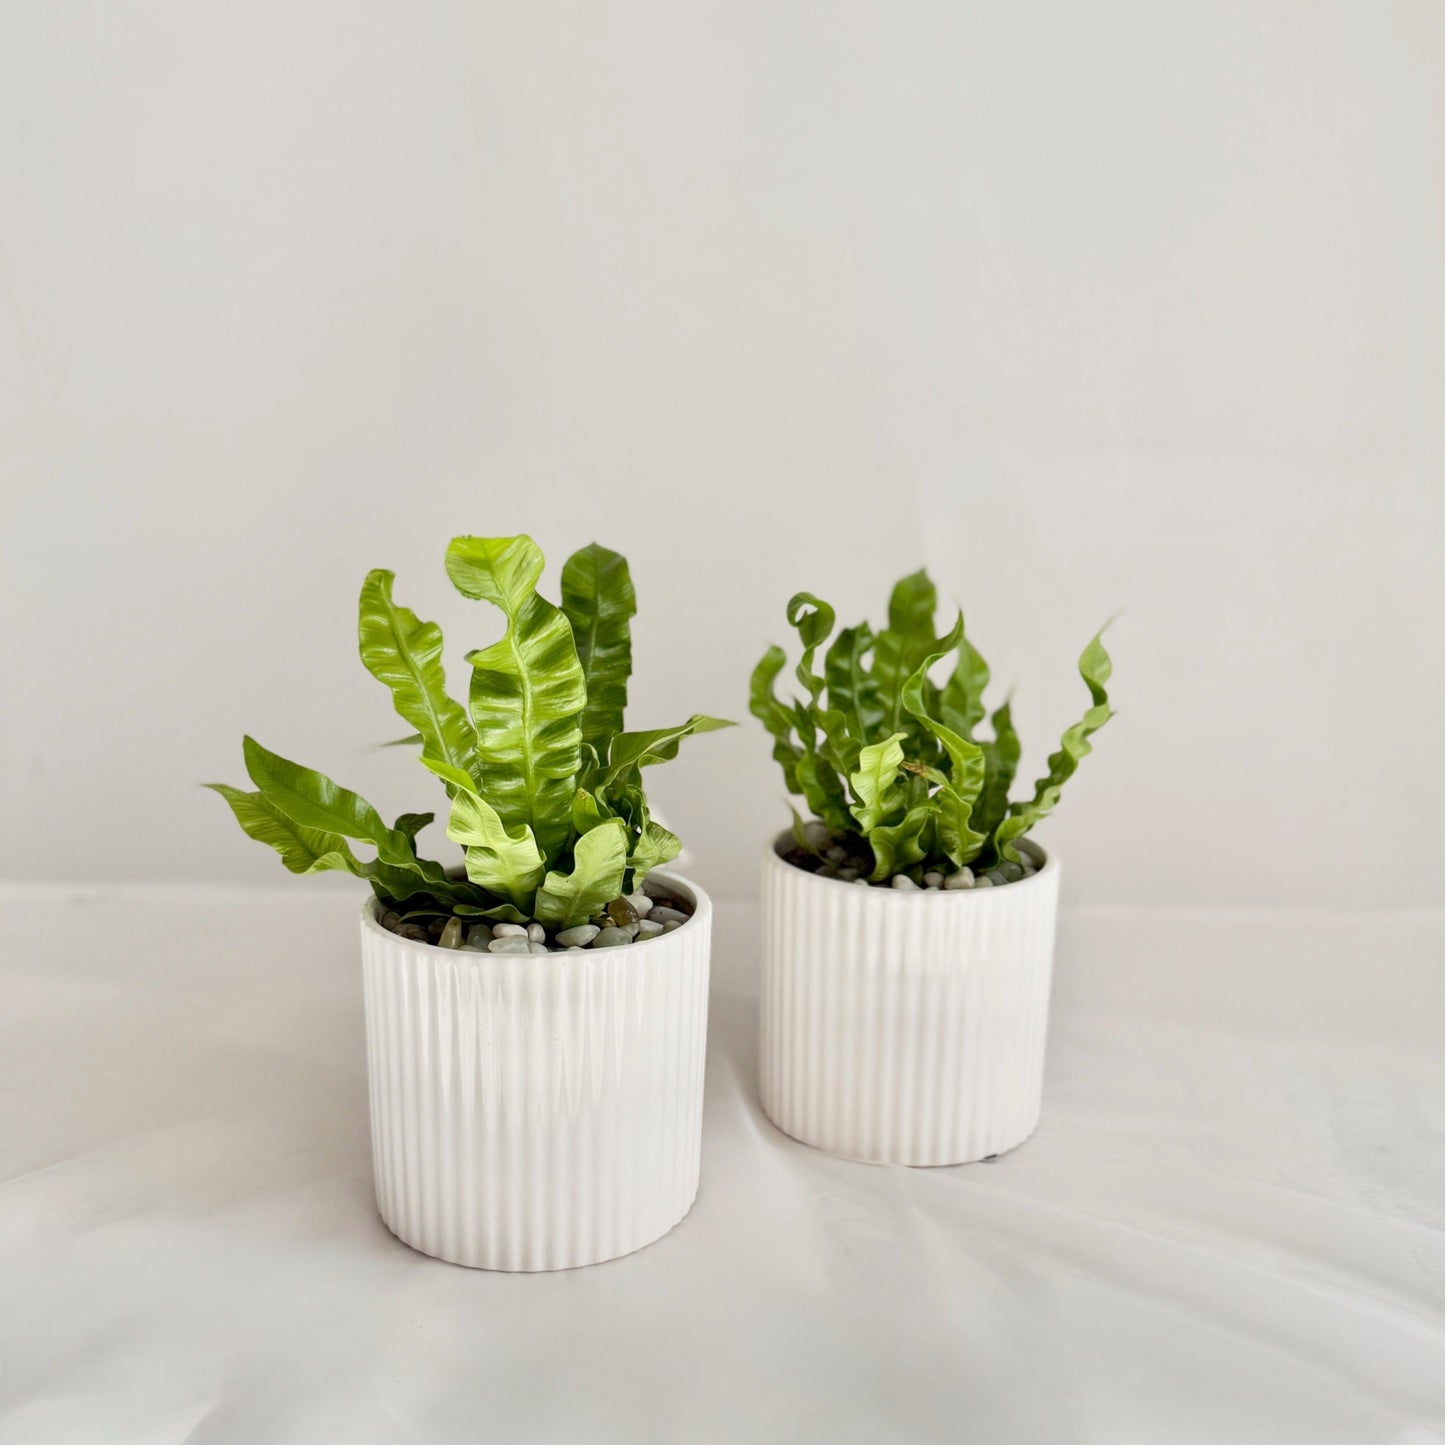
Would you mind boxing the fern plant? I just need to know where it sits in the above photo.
[750,569,1114,883]
[211,535,731,930]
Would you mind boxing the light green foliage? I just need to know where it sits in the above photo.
[750,570,1114,880]
[212,537,733,929]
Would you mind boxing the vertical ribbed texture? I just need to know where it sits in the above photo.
[361,875,711,1271]
[759,845,1059,1166]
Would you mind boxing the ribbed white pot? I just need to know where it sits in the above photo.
[360,871,711,1271]
[760,836,1059,1166]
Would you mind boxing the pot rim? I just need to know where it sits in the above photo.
[360,867,712,957]
[765,828,1058,897]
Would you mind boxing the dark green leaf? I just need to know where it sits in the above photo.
[971,699,1020,847]
[394,811,434,841]
[939,631,991,739]
[824,624,883,746]
[873,568,939,740]
[750,644,804,793]
[560,543,637,758]
[901,615,987,867]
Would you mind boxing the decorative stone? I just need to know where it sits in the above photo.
[999,862,1024,883]
[488,936,531,953]
[492,922,527,938]
[607,897,639,928]
[650,906,688,927]
[556,923,600,947]
[944,868,974,890]
[923,871,944,888]
[853,877,870,886]
[891,875,918,890]
[465,923,493,948]
[662,919,683,932]
[624,892,653,918]
[396,923,429,942]
[803,821,832,851]
[973,876,994,888]
[592,926,632,949]
[426,917,449,938]
[826,845,847,864]
[837,867,859,882]
[526,922,546,943]
[566,946,586,952]
[528,941,549,954]
[637,919,664,939]
[438,918,464,949]
[381,910,402,931]
[985,871,1008,886]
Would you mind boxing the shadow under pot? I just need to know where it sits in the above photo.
[759,832,1059,1166]
[360,870,712,1270]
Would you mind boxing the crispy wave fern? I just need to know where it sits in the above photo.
[211,537,732,928]
[751,570,1114,881]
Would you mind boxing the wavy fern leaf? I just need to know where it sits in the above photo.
[358,570,478,789]
[446,535,586,861]
[560,543,637,757]
[993,628,1114,862]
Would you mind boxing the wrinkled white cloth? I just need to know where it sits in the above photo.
[1,885,1442,1444]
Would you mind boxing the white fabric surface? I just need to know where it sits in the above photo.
[2,884,1442,1444]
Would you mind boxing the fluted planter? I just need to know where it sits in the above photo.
[360,871,711,1270]
[759,835,1059,1166]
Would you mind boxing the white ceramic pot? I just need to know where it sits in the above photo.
[759,835,1059,1166]
[360,871,711,1270]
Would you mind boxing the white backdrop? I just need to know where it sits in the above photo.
[2,2,1441,908]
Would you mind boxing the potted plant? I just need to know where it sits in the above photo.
[211,534,731,1269]
[750,570,1114,1166]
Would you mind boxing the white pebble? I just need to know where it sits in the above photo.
[662,919,683,932]
[891,875,918,890]
[838,867,858,881]
[556,924,600,947]
[492,922,527,938]
[526,922,546,942]
[637,919,664,938]
[650,906,687,926]
[566,946,586,952]
[528,941,549,954]
[488,936,532,953]
[826,845,847,863]
[592,926,632,949]
[944,868,974,890]
[973,876,994,888]
[624,892,653,917]
[853,877,871,886]
[923,871,944,888]
[803,821,832,851]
